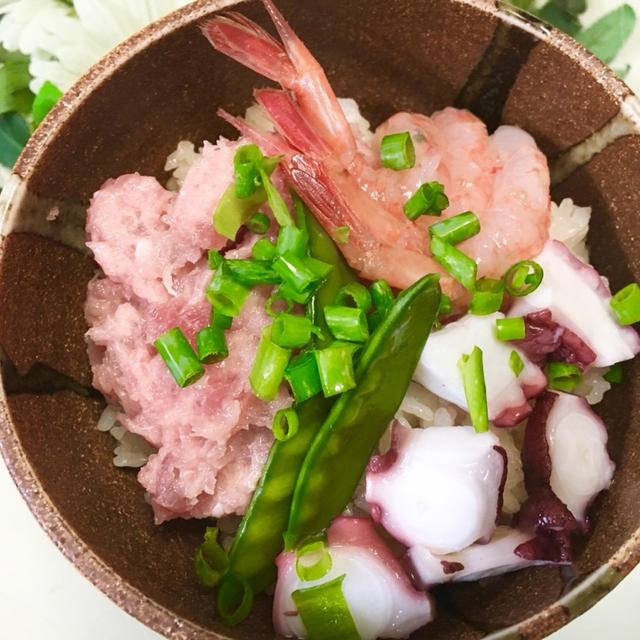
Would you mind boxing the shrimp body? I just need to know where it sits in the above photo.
[204,0,550,301]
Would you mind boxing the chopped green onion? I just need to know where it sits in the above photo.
[285,351,323,403]
[428,211,480,245]
[196,326,228,363]
[271,314,317,348]
[370,279,394,313]
[206,268,250,317]
[430,235,477,290]
[380,131,415,170]
[335,282,372,312]
[32,80,63,127]
[470,278,504,315]
[252,237,277,262]
[334,225,350,244]
[603,363,623,384]
[249,327,291,401]
[217,571,254,627]
[314,342,357,397]
[458,346,488,433]
[496,317,526,341]
[214,185,268,241]
[273,408,300,442]
[224,259,280,286]
[546,361,582,392]
[153,327,204,387]
[278,281,314,305]
[265,293,295,318]
[194,526,229,588]
[211,309,233,331]
[295,539,332,582]
[291,574,360,640]
[233,144,263,198]
[208,249,224,270]
[259,166,293,227]
[324,305,369,343]
[504,260,544,297]
[277,224,309,257]
[610,282,640,325]
[272,254,332,296]
[509,350,524,377]
[438,293,452,317]
[246,211,271,234]
[403,181,449,220]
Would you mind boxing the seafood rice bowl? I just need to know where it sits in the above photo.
[3,0,640,638]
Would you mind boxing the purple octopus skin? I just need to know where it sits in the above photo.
[406,526,564,588]
[513,309,596,369]
[366,425,506,554]
[509,240,640,367]
[413,312,547,427]
[273,517,433,639]
[516,390,615,559]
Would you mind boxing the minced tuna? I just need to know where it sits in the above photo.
[84,137,290,524]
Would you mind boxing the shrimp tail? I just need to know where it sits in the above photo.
[254,88,329,155]
[202,12,296,85]
[217,107,287,157]
[204,1,356,157]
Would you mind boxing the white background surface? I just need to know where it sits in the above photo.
[1,455,639,639]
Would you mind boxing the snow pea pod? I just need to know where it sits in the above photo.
[217,197,357,604]
[286,273,442,547]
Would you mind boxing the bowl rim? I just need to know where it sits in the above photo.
[1,0,640,638]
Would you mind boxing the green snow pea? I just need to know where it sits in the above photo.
[285,273,442,547]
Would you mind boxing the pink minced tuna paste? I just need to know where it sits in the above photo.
[85,137,290,523]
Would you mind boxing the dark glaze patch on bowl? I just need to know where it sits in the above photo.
[1,0,640,639]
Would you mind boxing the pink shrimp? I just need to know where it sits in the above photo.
[203,0,550,299]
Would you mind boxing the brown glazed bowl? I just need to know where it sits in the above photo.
[1,0,640,638]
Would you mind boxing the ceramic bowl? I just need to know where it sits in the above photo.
[1,0,640,638]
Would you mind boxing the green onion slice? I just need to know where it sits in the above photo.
[314,342,357,397]
[233,143,263,199]
[194,526,229,588]
[458,346,488,433]
[153,327,204,387]
[272,254,332,297]
[265,293,295,318]
[246,211,271,234]
[291,574,360,640]
[428,211,480,245]
[285,351,323,403]
[271,314,317,348]
[504,260,544,297]
[249,327,291,401]
[403,181,449,220]
[334,225,350,244]
[208,248,224,270]
[217,571,254,627]
[438,293,452,317]
[277,224,309,257]
[324,305,369,343]
[610,282,640,325]
[603,363,623,384]
[546,361,582,392]
[295,538,333,582]
[430,235,477,290]
[335,282,372,312]
[509,350,525,377]
[380,131,415,170]
[252,237,277,262]
[196,326,228,364]
[211,309,233,331]
[370,279,394,313]
[272,408,300,442]
[206,268,250,317]
[469,277,504,315]
[259,165,293,227]
[496,317,526,341]
[224,259,280,286]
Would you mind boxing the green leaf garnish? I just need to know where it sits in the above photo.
[575,4,636,64]
[0,111,30,167]
[32,81,63,127]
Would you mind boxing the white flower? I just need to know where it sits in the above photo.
[0,0,193,93]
